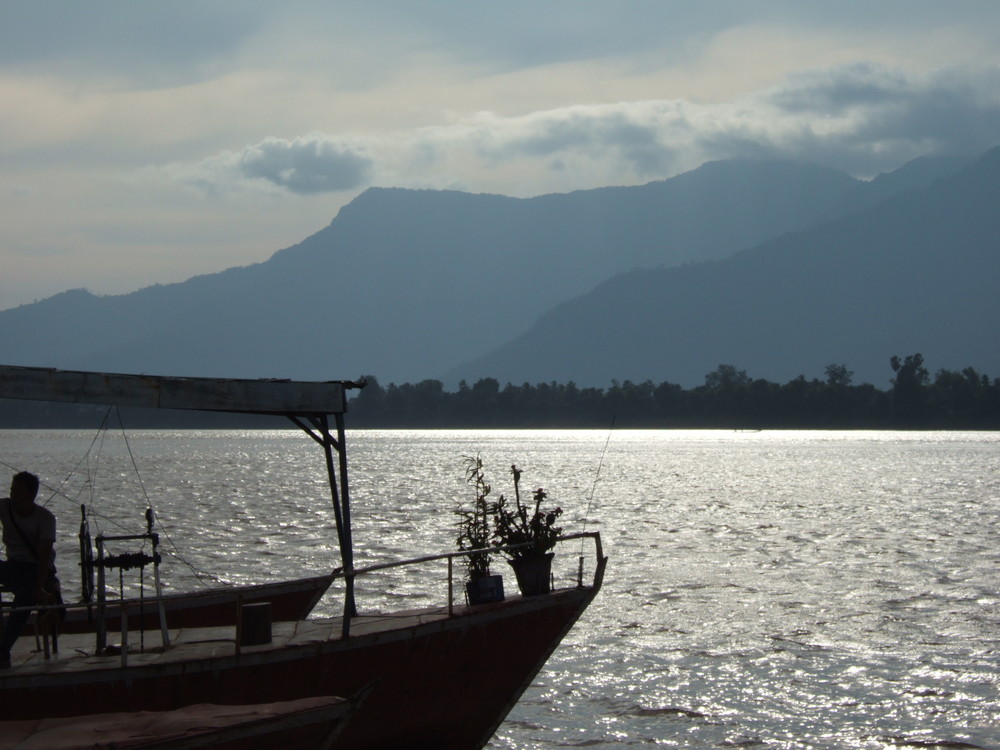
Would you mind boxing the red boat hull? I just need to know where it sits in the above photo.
[2,585,601,750]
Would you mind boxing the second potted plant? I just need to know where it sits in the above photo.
[492,465,563,596]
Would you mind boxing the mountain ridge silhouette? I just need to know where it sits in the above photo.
[0,151,983,388]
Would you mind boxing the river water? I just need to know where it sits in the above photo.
[1,428,998,749]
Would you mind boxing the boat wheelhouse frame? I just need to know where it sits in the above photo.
[0,365,365,633]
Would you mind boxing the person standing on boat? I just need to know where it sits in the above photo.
[0,471,57,666]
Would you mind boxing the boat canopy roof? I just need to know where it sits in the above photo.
[0,365,357,416]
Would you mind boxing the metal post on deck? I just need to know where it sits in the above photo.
[96,538,107,653]
[120,600,129,668]
[151,548,170,648]
[447,556,454,616]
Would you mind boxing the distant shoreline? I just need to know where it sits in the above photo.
[3,364,997,430]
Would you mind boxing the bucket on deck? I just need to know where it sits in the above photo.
[240,601,272,646]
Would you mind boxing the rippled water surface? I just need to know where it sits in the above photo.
[1,428,999,749]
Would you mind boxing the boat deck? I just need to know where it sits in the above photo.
[3,593,552,679]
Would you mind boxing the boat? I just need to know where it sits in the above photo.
[0,364,607,750]
[39,485,335,635]
[0,695,359,750]
[53,573,334,635]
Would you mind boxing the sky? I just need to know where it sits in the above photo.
[2,1,999,311]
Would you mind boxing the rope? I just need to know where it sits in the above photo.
[578,415,614,557]
[108,407,217,584]
[2,409,219,586]
[113,408,152,514]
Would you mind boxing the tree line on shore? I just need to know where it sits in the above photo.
[348,355,1000,429]
[0,354,996,429]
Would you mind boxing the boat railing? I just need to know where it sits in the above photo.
[343,531,605,632]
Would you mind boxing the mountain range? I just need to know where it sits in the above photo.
[0,148,994,390]
[447,149,1000,388]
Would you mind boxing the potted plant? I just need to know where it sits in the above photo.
[455,455,504,605]
[492,465,563,596]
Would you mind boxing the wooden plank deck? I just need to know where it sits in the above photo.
[4,606,457,677]
[0,696,351,750]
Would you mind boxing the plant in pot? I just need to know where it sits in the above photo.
[492,465,563,596]
[455,455,504,605]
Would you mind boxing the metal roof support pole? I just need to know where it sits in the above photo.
[333,411,357,628]
[319,413,357,632]
[294,414,358,634]
[310,417,347,554]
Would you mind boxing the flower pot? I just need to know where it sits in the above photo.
[508,553,554,596]
[466,574,505,605]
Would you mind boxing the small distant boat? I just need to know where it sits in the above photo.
[0,365,606,750]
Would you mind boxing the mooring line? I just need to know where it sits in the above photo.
[579,415,615,556]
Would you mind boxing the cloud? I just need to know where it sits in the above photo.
[237,135,374,194]
[157,63,1000,198]
[415,63,1000,183]
[472,107,678,177]
[0,2,264,85]
[770,63,910,114]
[759,63,1000,172]
[160,133,374,195]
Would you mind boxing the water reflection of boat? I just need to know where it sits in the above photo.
[0,365,606,750]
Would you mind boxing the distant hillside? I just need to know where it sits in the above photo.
[0,156,933,385]
[445,148,1000,387]
[838,155,973,214]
